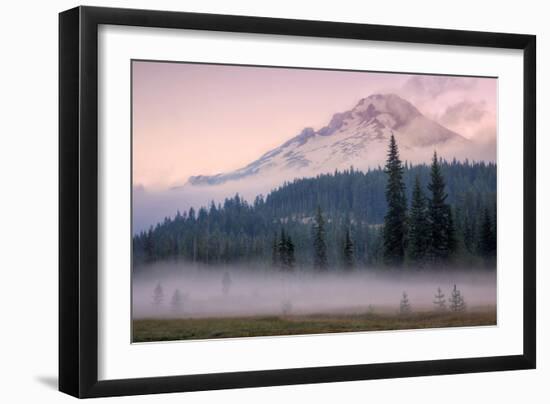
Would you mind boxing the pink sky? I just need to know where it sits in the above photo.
[133,61,497,190]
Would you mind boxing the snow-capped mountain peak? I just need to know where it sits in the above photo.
[187,94,467,186]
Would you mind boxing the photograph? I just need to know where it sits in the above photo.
[130,60,498,343]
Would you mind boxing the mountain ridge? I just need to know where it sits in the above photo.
[187,93,468,187]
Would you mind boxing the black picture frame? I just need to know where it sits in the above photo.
[59,5,536,398]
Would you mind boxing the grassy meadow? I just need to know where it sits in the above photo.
[132,307,496,342]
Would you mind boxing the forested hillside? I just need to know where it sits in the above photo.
[133,159,496,269]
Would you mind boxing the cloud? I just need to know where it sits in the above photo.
[440,100,487,126]
[402,75,477,99]
[395,75,496,144]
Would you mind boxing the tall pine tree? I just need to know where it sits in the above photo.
[408,175,429,266]
[427,151,455,264]
[313,205,328,270]
[383,135,408,266]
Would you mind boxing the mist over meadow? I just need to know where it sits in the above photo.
[132,261,496,319]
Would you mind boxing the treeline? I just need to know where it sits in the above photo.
[261,157,495,225]
[133,141,496,270]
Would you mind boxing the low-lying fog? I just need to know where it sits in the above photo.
[132,262,496,319]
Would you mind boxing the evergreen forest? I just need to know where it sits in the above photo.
[133,136,497,270]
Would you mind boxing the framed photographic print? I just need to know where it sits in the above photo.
[59,6,536,398]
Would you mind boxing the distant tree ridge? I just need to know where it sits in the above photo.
[133,154,496,269]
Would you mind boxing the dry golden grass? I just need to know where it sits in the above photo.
[132,308,496,342]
